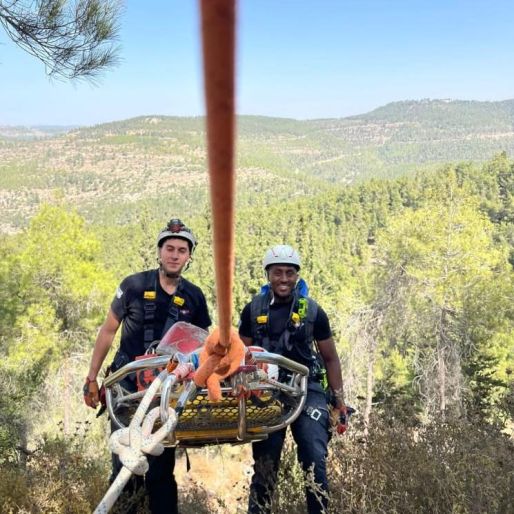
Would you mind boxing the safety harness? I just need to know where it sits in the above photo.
[143,270,186,350]
[250,291,318,366]
[136,271,188,390]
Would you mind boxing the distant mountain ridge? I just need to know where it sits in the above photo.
[349,99,514,128]
[5,98,514,133]
[0,125,78,139]
[1,99,514,232]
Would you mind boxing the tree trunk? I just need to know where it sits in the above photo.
[438,345,446,415]
[437,307,448,417]
[63,354,70,435]
[363,336,376,436]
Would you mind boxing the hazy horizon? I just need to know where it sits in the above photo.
[4,97,514,130]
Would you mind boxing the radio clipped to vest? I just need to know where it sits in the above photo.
[310,352,329,391]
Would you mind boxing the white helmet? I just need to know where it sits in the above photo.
[157,218,197,252]
[263,244,301,271]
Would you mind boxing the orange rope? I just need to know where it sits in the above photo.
[200,0,236,346]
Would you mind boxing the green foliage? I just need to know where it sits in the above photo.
[8,302,60,371]
[0,0,121,80]
[5,104,514,234]
[0,204,115,458]
[15,204,115,338]
[371,193,513,417]
[359,99,514,129]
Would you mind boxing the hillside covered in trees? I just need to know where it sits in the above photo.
[0,104,513,512]
[3,99,514,233]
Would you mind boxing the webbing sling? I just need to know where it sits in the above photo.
[161,279,185,342]
[142,271,158,348]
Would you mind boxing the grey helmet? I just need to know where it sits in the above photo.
[157,218,197,252]
[263,244,301,271]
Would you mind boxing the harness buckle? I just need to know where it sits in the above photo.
[305,406,322,421]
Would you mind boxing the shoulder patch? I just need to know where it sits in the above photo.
[116,287,124,299]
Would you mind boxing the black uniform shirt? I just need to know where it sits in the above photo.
[111,269,211,361]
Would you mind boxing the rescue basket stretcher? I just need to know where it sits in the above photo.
[102,325,310,448]
[94,323,310,513]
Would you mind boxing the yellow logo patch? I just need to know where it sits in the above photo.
[173,296,185,306]
[256,315,268,324]
[144,291,156,300]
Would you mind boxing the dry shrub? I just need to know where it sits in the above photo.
[326,416,513,514]
[261,415,513,514]
[179,475,223,514]
[269,436,309,514]
[1,416,512,513]
[176,445,252,514]
[0,425,109,514]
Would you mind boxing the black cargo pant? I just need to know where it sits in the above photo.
[248,389,331,514]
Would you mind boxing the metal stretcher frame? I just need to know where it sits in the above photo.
[103,351,310,447]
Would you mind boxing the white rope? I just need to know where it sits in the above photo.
[93,369,177,514]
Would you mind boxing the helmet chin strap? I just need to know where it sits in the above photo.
[158,263,181,280]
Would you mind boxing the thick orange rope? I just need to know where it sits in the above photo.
[200,0,236,346]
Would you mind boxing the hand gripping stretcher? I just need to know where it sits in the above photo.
[94,322,309,513]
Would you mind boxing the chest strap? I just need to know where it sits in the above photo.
[143,271,185,350]
[250,291,271,350]
[250,292,318,353]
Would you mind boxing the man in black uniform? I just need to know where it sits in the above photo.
[239,245,346,514]
[84,218,211,514]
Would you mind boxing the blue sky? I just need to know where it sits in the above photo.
[1,0,514,126]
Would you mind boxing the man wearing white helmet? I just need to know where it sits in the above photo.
[239,244,346,514]
[84,218,211,514]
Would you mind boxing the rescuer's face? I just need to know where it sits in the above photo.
[159,238,191,277]
[267,264,298,300]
